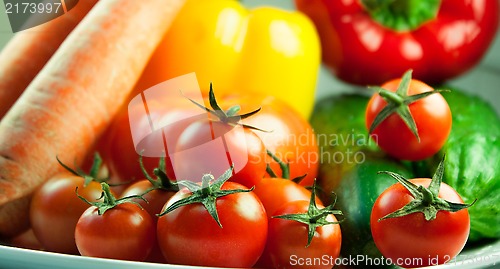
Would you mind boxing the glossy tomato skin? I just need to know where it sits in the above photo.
[75,203,155,261]
[365,78,452,161]
[157,182,268,267]
[29,174,104,254]
[120,180,175,262]
[261,200,341,269]
[370,178,470,268]
[296,0,499,85]
[173,120,266,188]
[254,177,322,218]
[102,92,201,185]
[222,94,319,187]
[120,180,174,219]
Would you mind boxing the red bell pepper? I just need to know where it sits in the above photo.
[296,0,499,85]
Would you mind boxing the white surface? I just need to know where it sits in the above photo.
[0,0,499,268]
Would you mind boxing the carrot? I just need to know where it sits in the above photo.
[0,0,98,119]
[0,0,186,238]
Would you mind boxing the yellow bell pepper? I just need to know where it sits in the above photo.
[135,0,320,120]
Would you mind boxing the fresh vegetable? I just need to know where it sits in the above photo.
[75,183,155,261]
[30,155,107,254]
[0,0,98,119]
[120,157,178,219]
[258,182,342,269]
[371,160,472,268]
[296,0,499,85]
[172,85,267,188]
[433,134,500,242]
[334,155,413,268]
[417,87,500,241]
[6,229,42,251]
[310,94,378,200]
[366,70,451,161]
[221,94,319,187]
[439,87,500,143]
[0,0,186,238]
[157,168,267,267]
[134,0,320,120]
[253,151,321,218]
[102,82,200,184]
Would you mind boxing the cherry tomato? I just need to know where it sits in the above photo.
[102,98,198,184]
[120,177,177,263]
[254,177,322,218]
[120,180,175,220]
[75,202,155,261]
[7,229,42,251]
[104,89,317,189]
[221,94,319,187]
[173,120,266,188]
[157,181,268,267]
[365,74,452,160]
[29,174,104,254]
[262,200,342,269]
[371,178,470,268]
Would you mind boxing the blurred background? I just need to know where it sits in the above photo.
[0,0,498,107]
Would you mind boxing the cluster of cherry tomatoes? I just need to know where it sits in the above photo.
[26,73,474,269]
[27,87,345,268]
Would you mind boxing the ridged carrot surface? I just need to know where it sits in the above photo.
[0,0,98,118]
[0,0,186,238]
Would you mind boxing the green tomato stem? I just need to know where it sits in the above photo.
[378,156,474,222]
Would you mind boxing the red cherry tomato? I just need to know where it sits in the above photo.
[371,178,470,268]
[262,200,342,269]
[173,120,266,188]
[222,94,319,187]
[120,178,177,263]
[29,174,104,254]
[157,181,268,267]
[254,177,322,218]
[75,202,155,261]
[365,75,452,160]
[120,180,174,220]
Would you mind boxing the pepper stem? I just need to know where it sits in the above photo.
[361,0,441,31]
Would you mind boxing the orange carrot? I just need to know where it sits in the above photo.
[0,0,186,238]
[0,0,98,119]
